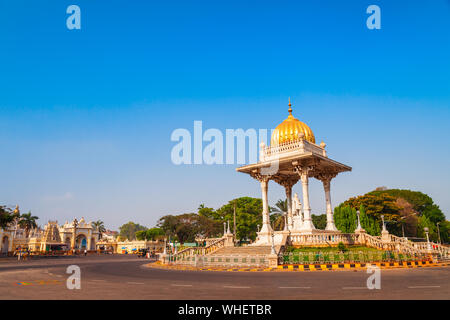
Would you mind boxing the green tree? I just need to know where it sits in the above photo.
[146,227,165,240]
[368,189,447,241]
[369,189,435,216]
[118,221,147,241]
[157,215,179,238]
[196,215,222,238]
[0,206,14,229]
[135,230,147,241]
[359,205,381,236]
[312,214,327,230]
[342,193,401,235]
[198,204,216,219]
[157,214,203,244]
[417,215,437,241]
[215,197,262,242]
[173,213,200,244]
[18,211,39,237]
[436,221,450,244]
[334,205,357,233]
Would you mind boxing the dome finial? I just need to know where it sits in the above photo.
[288,97,292,115]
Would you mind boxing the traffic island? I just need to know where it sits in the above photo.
[145,260,449,272]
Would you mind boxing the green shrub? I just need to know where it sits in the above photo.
[337,242,347,252]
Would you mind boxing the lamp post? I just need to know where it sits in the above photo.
[233,200,237,240]
[424,227,431,252]
[356,210,361,229]
[271,229,276,255]
[399,212,417,239]
[436,222,441,245]
[71,218,78,253]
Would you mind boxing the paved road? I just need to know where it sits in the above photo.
[0,255,448,299]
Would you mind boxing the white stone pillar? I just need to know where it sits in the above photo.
[285,184,293,229]
[323,179,338,231]
[259,177,272,236]
[298,167,315,231]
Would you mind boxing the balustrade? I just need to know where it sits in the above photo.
[164,237,227,265]
[262,139,326,160]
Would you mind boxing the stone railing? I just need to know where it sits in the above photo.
[359,233,449,258]
[288,232,437,256]
[411,242,449,257]
[389,234,409,243]
[290,232,358,246]
[195,237,224,247]
[261,139,326,161]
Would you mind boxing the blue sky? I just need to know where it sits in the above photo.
[1,1,449,229]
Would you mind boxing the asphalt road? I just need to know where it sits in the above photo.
[0,255,448,300]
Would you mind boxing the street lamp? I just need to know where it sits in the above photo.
[399,212,417,238]
[437,222,441,245]
[424,227,432,252]
[381,215,386,232]
[355,210,362,231]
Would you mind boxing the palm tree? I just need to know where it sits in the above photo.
[91,220,106,239]
[270,199,288,231]
[18,212,39,237]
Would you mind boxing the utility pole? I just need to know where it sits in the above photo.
[233,201,237,244]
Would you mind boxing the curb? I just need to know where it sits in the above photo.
[145,261,449,272]
[277,260,446,271]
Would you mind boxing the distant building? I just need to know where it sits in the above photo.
[0,217,100,254]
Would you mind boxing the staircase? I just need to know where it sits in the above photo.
[211,246,274,255]
[359,232,450,260]
[162,240,277,268]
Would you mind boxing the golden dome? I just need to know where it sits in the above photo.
[270,98,315,146]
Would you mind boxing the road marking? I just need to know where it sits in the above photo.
[127,282,144,285]
[223,286,251,289]
[279,286,311,289]
[171,284,193,287]
[342,287,367,290]
[407,286,440,289]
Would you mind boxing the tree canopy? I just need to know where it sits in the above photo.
[215,197,262,242]
[0,206,15,229]
[156,197,262,244]
[135,227,165,241]
[118,221,147,241]
[336,188,448,242]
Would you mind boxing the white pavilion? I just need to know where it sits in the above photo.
[236,99,352,246]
